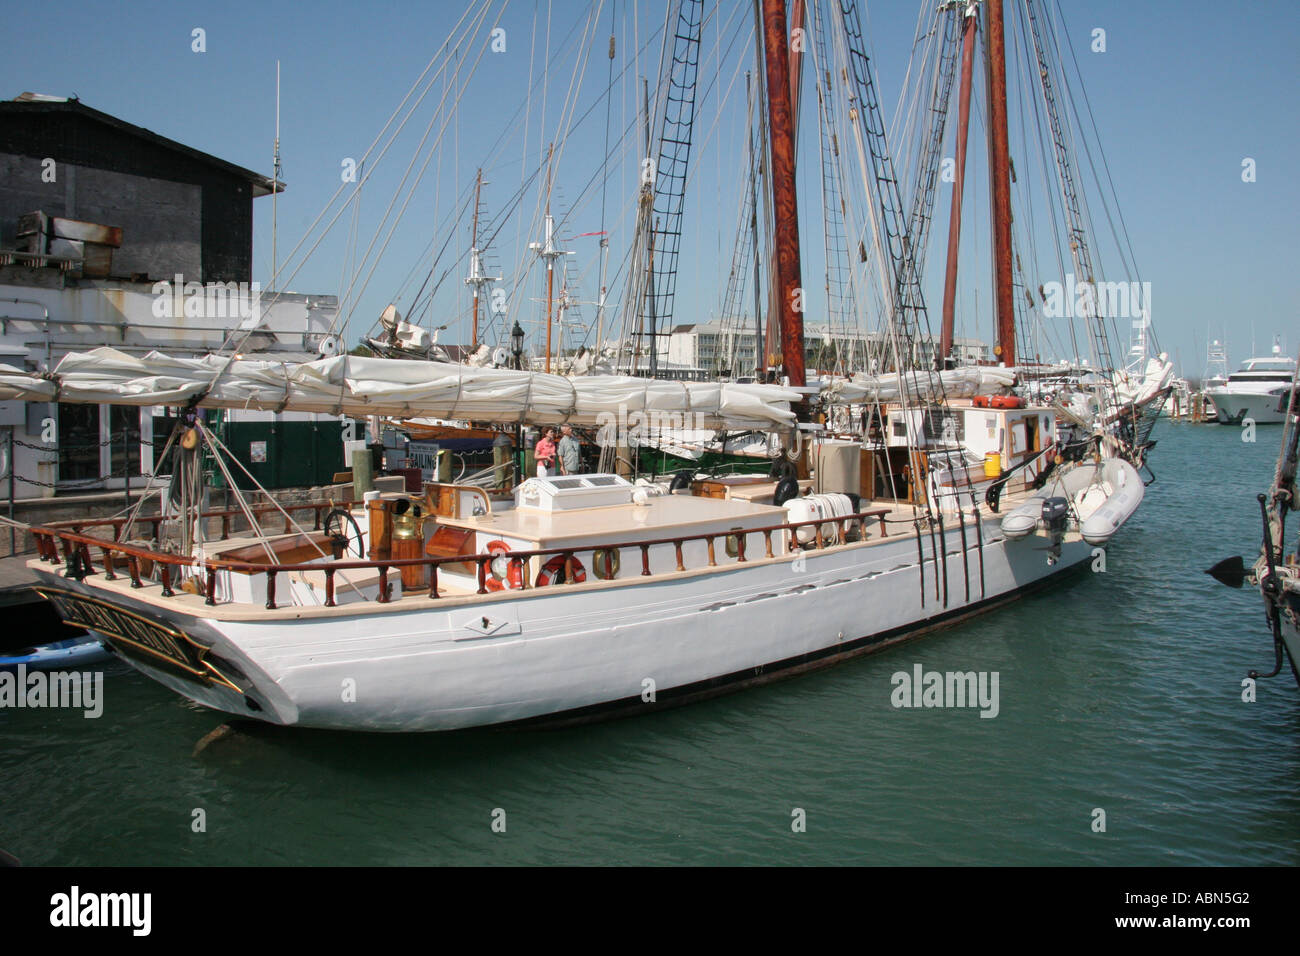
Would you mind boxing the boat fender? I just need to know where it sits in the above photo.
[668,470,694,493]
[773,475,800,506]
[484,540,523,591]
[535,553,586,587]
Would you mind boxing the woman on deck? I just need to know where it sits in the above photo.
[534,428,557,478]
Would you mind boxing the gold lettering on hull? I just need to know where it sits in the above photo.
[35,588,242,693]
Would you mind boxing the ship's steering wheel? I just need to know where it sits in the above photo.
[324,508,365,559]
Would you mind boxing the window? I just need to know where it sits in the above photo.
[58,403,144,486]
[58,404,100,482]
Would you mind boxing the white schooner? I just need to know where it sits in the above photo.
[3,0,1169,731]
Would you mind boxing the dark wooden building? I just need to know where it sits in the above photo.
[0,93,280,283]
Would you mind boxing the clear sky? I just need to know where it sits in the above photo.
[2,0,1296,377]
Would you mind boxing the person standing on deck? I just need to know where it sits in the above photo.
[534,428,557,478]
[558,424,581,475]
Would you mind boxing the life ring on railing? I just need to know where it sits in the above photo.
[534,553,586,587]
[484,539,523,591]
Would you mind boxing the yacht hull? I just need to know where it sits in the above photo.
[1206,388,1289,424]
[33,521,1100,731]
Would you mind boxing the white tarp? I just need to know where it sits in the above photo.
[0,364,56,401]
[0,348,800,430]
[825,366,1018,403]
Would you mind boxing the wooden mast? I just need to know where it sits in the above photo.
[760,0,806,393]
[940,4,977,364]
[985,0,1016,367]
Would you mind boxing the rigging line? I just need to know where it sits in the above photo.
[336,1,506,338]
[1015,4,1076,364]
[1036,0,1125,368]
[514,0,539,318]
[205,0,496,384]
[597,0,617,351]
[813,0,878,363]
[252,0,490,320]
[335,0,498,325]
[1048,0,1140,286]
[1013,0,1072,365]
[503,13,669,248]
[1047,0,1153,355]
[1022,0,1117,385]
[389,179,480,310]
[540,0,552,174]
[541,1,606,244]
[120,421,181,545]
[394,185,482,330]
[677,7,752,196]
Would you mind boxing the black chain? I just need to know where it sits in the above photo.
[12,436,153,451]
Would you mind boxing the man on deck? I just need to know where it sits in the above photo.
[558,424,581,476]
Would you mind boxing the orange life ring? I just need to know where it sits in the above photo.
[535,553,586,587]
[484,540,524,591]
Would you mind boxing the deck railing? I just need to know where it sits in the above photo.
[30,507,893,611]
[41,501,339,543]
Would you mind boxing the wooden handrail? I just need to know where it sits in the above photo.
[42,501,334,539]
[29,505,898,609]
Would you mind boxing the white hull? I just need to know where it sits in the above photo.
[1000,458,1142,546]
[1206,387,1288,424]
[37,520,1097,731]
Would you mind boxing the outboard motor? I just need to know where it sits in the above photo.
[1041,496,1069,564]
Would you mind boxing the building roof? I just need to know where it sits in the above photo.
[2,94,283,197]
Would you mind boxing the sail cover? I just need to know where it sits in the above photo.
[824,366,1018,403]
[0,348,800,430]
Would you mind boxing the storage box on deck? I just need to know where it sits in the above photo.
[690,475,774,500]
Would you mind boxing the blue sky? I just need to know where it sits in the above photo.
[2,0,1296,376]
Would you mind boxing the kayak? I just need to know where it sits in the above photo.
[0,635,114,671]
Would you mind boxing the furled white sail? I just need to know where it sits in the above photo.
[0,348,800,430]
[825,366,1018,403]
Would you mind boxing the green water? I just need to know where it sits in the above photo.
[2,423,1298,865]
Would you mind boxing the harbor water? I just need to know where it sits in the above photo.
[2,422,1298,865]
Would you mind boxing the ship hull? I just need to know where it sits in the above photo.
[33,521,1099,731]
[1205,388,1289,424]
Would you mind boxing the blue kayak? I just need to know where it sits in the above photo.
[0,635,114,671]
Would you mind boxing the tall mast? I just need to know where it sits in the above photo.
[464,169,499,356]
[529,145,568,374]
[469,168,484,350]
[940,3,978,363]
[985,0,1016,366]
[760,0,805,391]
[271,60,281,292]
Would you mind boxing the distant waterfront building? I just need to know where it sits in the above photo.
[661,320,990,378]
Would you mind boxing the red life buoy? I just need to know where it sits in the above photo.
[972,395,991,408]
[485,540,524,591]
[535,553,586,587]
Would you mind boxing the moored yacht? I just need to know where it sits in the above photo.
[1205,342,1296,424]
